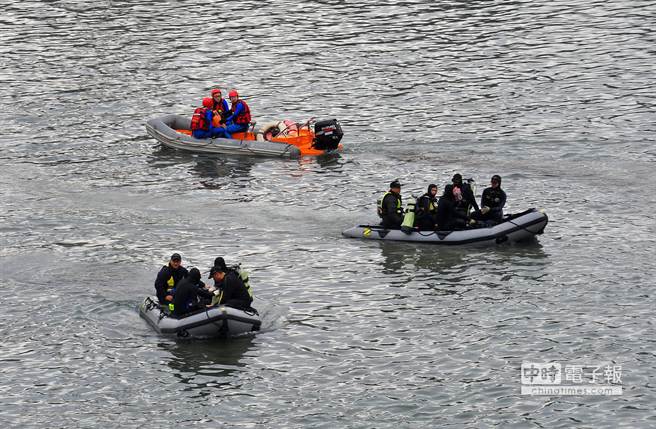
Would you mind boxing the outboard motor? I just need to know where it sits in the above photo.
[313,119,343,151]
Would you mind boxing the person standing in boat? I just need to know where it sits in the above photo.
[210,88,230,126]
[476,175,507,224]
[207,259,253,310]
[154,253,189,305]
[223,89,252,139]
[172,268,214,317]
[378,180,404,229]
[190,97,225,139]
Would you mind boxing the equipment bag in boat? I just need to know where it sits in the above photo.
[313,119,343,150]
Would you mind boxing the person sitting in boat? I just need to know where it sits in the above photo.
[172,268,214,317]
[444,173,480,219]
[378,180,404,229]
[190,97,225,139]
[415,184,439,230]
[474,174,507,224]
[436,186,471,230]
[207,259,253,310]
[223,89,252,139]
[154,253,189,305]
[210,88,230,126]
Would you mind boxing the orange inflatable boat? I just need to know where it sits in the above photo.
[166,117,344,157]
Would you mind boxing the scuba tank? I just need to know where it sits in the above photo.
[376,196,384,218]
[233,264,254,298]
[225,263,254,299]
[401,196,416,234]
[466,178,477,215]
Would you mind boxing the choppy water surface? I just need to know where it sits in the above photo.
[1,1,655,427]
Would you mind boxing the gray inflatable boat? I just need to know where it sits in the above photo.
[342,208,548,245]
[145,114,301,158]
[139,296,261,338]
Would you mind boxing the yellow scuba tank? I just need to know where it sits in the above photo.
[401,196,416,234]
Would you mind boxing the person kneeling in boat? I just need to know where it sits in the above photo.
[154,253,189,306]
[191,97,226,139]
[415,184,439,230]
[207,259,253,310]
[172,268,214,317]
[378,180,404,229]
[223,89,252,139]
[436,186,471,230]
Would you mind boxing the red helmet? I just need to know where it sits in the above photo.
[202,97,213,108]
[228,89,238,98]
[210,88,221,97]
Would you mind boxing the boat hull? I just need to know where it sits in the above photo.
[342,208,548,245]
[139,296,261,338]
[145,114,302,158]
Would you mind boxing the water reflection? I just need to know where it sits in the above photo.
[147,146,259,184]
[311,153,343,168]
[377,239,547,274]
[159,337,255,391]
[147,146,345,186]
[378,241,468,274]
[493,240,548,262]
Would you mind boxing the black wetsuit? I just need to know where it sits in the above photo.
[445,183,480,217]
[172,277,212,317]
[480,186,507,222]
[415,192,438,230]
[436,194,469,230]
[154,264,189,304]
[213,270,253,310]
[381,192,403,229]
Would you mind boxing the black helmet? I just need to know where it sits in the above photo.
[214,257,226,269]
[188,267,201,282]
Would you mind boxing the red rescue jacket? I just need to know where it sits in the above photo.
[190,107,209,131]
[231,100,251,124]
[213,98,228,113]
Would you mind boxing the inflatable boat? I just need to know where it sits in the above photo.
[139,296,261,338]
[342,208,548,245]
[145,114,343,158]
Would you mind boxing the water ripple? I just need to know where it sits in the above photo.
[1,0,656,427]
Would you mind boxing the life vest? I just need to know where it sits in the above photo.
[190,107,209,131]
[164,269,176,312]
[377,191,402,218]
[231,100,251,124]
[211,99,228,127]
[213,98,228,113]
[417,194,437,215]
